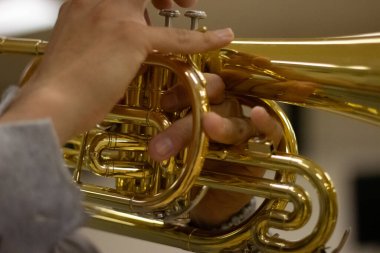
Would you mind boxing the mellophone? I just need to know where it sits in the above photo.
[2,9,380,253]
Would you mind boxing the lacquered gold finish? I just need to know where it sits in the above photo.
[223,34,380,125]
[2,33,379,252]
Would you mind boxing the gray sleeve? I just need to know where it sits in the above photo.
[0,120,87,253]
[0,86,93,253]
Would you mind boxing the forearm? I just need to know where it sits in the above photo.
[0,80,107,145]
[0,87,71,144]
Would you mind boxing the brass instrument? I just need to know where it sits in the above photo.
[1,13,380,253]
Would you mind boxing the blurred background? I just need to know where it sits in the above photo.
[1,0,380,252]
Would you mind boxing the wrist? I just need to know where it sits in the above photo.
[0,82,82,144]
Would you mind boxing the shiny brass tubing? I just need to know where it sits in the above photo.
[0,37,47,54]
[224,34,380,126]
[202,150,336,253]
[87,132,152,178]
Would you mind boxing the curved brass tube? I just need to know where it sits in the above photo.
[222,34,380,125]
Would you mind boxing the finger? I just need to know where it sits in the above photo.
[174,0,198,7]
[161,73,225,112]
[151,0,172,9]
[46,0,101,54]
[144,9,151,25]
[250,106,283,147]
[145,27,234,54]
[203,112,254,145]
[148,115,192,161]
[204,74,225,104]
[151,0,197,9]
[211,97,242,118]
[149,109,247,162]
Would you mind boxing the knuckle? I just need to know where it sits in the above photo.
[57,0,88,24]
[58,1,70,16]
[90,1,111,23]
[69,0,88,10]
[123,24,152,52]
[233,118,250,144]
[206,74,225,103]
[172,118,193,147]
[175,0,195,8]
[202,31,214,46]
[174,29,192,47]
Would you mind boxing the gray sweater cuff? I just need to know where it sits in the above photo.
[0,119,87,253]
[0,86,87,253]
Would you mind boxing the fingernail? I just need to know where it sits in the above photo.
[213,28,234,41]
[154,137,174,157]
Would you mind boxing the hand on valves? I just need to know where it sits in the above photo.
[0,0,233,145]
[0,1,284,252]
[145,1,284,228]
[0,0,283,230]
[149,73,284,227]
